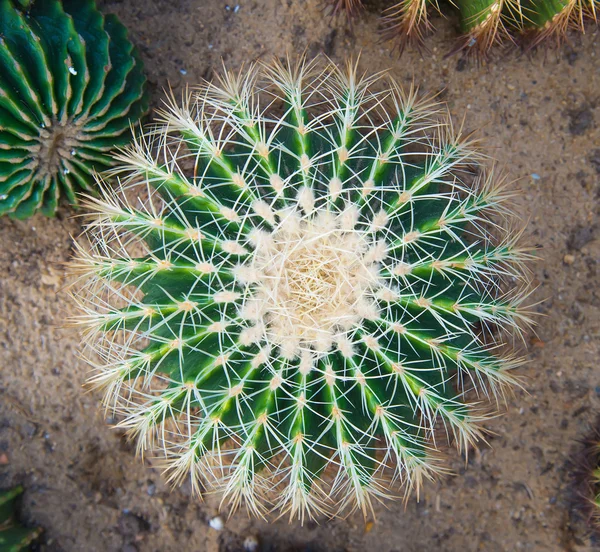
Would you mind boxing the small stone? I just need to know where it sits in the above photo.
[243,535,260,551]
[0,453,9,465]
[563,254,575,265]
[209,516,224,531]
[530,337,545,348]
[455,58,467,72]
[568,106,594,136]
[567,225,596,251]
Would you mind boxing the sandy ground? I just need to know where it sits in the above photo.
[1,0,599,550]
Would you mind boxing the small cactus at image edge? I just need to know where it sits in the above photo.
[329,0,599,56]
[592,448,600,525]
[70,57,534,520]
[0,486,42,551]
[571,423,600,531]
[0,0,148,219]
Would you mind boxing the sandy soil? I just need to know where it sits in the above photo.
[1,1,599,550]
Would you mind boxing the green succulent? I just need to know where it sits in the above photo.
[71,58,532,520]
[0,486,41,551]
[0,0,148,219]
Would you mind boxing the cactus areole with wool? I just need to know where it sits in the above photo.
[72,58,532,520]
[0,0,147,218]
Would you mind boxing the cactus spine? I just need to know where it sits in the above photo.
[0,0,148,219]
[71,58,532,520]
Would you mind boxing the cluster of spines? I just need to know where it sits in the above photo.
[329,0,599,56]
[70,57,533,520]
[0,0,147,218]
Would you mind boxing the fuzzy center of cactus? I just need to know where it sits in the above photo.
[37,122,82,177]
[238,207,384,360]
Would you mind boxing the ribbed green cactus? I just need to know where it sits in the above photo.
[0,486,41,551]
[0,0,148,219]
[71,58,533,520]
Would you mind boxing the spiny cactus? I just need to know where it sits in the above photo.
[456,0,598,53]
[572,423,600,531]
[71,58,533,520]
[0,0,148,219]
[592,450,600,525]
[329,0,599,56]
[0,486,42,551]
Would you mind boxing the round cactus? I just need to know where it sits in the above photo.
[71,58,533,520]
[0,0,148,219]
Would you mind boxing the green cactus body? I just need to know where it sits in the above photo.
[0,0,148,219]
[0,486,41,551]
[525,0,572,25]
[72,59,532,520]
[456,0,501,32]
[453,0,508,54]
[513,0,596,46]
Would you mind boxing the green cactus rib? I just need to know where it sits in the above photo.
[0,0,148,219]
[0,486,42,551]
[71,58,533,520]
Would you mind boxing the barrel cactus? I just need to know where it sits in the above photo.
[71,58,532,520]
[0,0,148,219]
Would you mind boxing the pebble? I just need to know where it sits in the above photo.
[209,516,224,531]
[563,254,575,265]
[243,535,260,551]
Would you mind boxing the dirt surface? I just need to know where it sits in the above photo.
[1,1,599,551]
